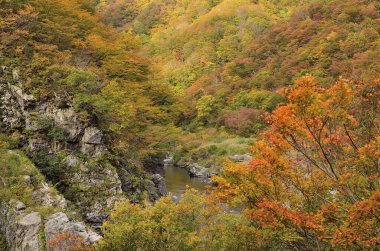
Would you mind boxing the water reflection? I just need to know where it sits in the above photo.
[164,162,244,213]
[164,163,206,197]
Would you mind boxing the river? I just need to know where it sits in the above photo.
[164,162,207,198]
[164,160,244,213]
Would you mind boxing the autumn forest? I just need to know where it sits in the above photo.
[0,0,379,250]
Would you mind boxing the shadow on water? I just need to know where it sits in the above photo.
[164,163,206,198]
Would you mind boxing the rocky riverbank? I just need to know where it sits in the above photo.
[166,154,252,184]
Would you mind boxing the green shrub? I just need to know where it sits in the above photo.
[30,151,65,185]
[34,116,54,132]
[96,190,256,251]
[47,126,66,143]
[231,90,285,112]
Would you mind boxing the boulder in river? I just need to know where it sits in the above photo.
[187,163,208,178]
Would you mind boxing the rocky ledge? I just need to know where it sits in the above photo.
[0,150,101,251]
[0,205,101,251]
[0,65,166,237]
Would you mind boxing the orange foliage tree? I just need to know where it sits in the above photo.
[213,76,380,250]
[48,233,91,251]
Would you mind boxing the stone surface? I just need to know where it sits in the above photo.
[23,175,31,186]
[80,143,106,157]
[229,154,252,163]
[27,138,49,152]
[87,231,102,244]
[15,201,26,211]
[12,68,20,82]
[15,212,42,251]
[9,85,35,112]
[163,156,174,165]
[32,183,67,209]
[64,155,80,168]
[172,195,179,203]
[80,127,106,156]
[0,65,131,247]
[0,82,24,129]
[145,179,159,200]
[49,108,83,142]
[187,163,208,178]
[45,212,102,251]
[82,127,102,145]
[151,174,167,196]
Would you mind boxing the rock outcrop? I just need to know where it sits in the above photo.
[0,65,167,241]
[81,127,106,157]
[142,156,168,200]
[187,163,208,178]
[229,154,252,163]
[151,174,167,197]
[0,67,124,229]
[0,203,101,251]
[0,202,37,251]
[0,150,101,251]
[45,212,101,251]
[31,182,67,209]
[175,154,252,181]
[15,212,41,251]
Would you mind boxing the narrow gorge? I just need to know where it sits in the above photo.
[1,0,379,250]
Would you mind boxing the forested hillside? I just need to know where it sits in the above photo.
[0,0,379,250]
[98,76,380,251]
[1,0,176,153]
[1,0,176,249]
[96,0,380,250]
[99,0,379,131]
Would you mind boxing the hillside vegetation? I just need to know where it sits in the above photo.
[96,0,380,250]
[0,0,379,250]
[99,0,379,132]
[1,0,176,155]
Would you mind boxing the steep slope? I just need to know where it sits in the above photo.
[180,0,380,130]
[0,67,125,229]
[102,0,380,134]
[0,0,175,234]
[221,0,380,89]
[0,135,101,250]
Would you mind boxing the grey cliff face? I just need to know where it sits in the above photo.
[0,202,101,251]
[15,212,42,251]
[0,65,168,250]
[45,212,101,251]
[0,66,123,229]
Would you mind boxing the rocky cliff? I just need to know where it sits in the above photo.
[0,65,167,249]
[0,66,125,229]
[0,147,101,251]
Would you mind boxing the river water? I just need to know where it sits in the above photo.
[164,161,243,213]
[164,162,206,197]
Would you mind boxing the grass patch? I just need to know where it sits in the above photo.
[174,129,254,170]
[0,134,63,219]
